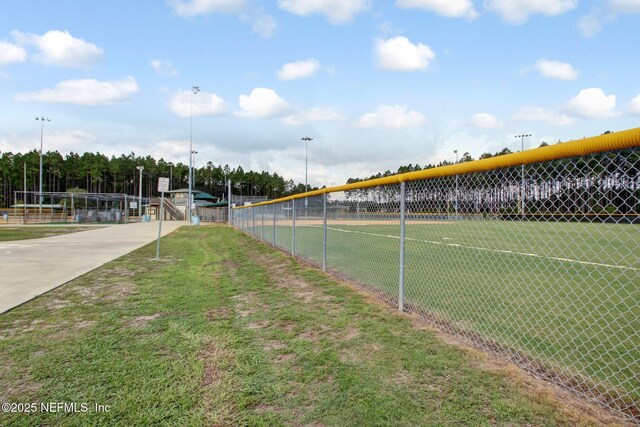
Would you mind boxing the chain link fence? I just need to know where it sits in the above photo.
[232,142,639,422]
[10,191,136,224]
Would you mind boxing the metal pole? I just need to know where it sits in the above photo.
[137,166,144,221]
[252,206,256,236]
[273,203,276,247]
[323,193,327,271]
[302,137,312,210]
[189,85,200,224]
[399,182,406,312]
[291,200,296,256]
[155,192,165,259]
[521,137,525,219]
[23,162,26,223]
[261,206,264,241]
[515,134,530,218]
[39,120,43,219]
[228,179,232,226]
[454,150,458,219]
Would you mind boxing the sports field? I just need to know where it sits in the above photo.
[4,225,626,426]
[247,218,639,414]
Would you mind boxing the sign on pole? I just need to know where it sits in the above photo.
[158,177,170,193]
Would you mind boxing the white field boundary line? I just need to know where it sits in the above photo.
[301,224,640,273]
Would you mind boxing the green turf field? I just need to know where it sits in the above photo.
[246,219,640,413]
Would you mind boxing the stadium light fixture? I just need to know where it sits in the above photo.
[35,116,51,218]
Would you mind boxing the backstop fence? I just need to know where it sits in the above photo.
[232,129,640,422]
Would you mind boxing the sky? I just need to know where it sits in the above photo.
[1,0,639,188]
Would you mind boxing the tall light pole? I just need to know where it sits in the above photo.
[188,85,200,223]
[515,134,531,217]
[136,165,144,221]
[454,149,458,218]
[168,162,174,191]
[302,137,313,209]
[35,116,50,218]
[191,150,198,209]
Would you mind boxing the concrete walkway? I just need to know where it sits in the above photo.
[0,221,184,314]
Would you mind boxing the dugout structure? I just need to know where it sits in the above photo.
[10,191,143,224]
[232,128,640,422]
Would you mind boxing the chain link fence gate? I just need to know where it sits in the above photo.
[232,129,640,423]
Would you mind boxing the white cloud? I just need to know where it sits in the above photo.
[355,104,427,129]
[565,88,621,118]
[608,0,640,14]
[150,59,178,76]
[578,1,639,39]
[513,106,573,125]
[245,10,277,38]
[236,88,291,118]
[15,76,139,105]
[0,41,27,66]
[375,36,435,72]
[168,0,246,16]
[579,13,604,38]
[47,130,97,152]
[395,0,478,19]
[534,58,578,80]
[170,1,276,38]
[170,89,226,117]
[277,0,370,24]
[470,113,504,129]
[485,0,577,24]
[282,107,345,125]
[277,59,321,80]
[12,30,103,67]
[0,130,97,154]
[629,94,640,115]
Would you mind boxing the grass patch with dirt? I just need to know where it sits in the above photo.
[0,225,627,426]
[0,226,100,242]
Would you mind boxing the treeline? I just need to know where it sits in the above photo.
[345,146,515,186]
[0,150,316,208]
[342,143,639,218]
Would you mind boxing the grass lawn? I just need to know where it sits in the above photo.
[247,219,640,418]
[0,226,100,242]
[0,225,626,426]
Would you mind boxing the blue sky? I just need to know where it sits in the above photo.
[1,0,639,187]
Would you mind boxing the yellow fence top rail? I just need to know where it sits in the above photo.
[235,127,640,208]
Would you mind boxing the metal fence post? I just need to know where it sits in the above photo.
[292,200,296,256]
[228,179,232,226]
[399,181,406,312]
[252,206,256,236]
[261,206,264,241]
[273,203,276,247]
[323,193,327,271]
